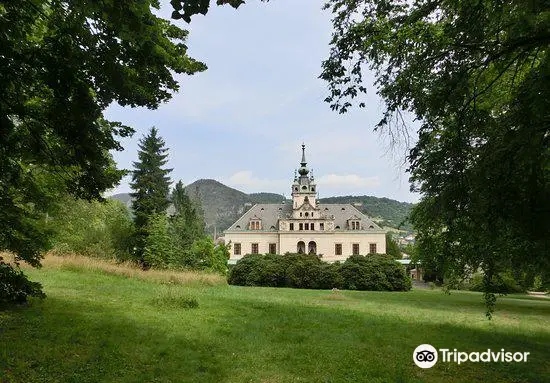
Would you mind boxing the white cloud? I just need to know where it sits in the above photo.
[316,174,380,189]
[226,171,288,192]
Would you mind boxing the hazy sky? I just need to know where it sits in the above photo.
[105,0,419,203]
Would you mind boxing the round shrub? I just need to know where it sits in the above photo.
[283,254,325,289]
[228,253,411,291]
[228,254,286,287]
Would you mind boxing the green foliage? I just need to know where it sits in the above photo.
[50,197,134,261]
[469,272,526,295]
[385,234,402,259]
[170,180,205,250]
[316,0,550,315]
[187,237,229,274]
[228,253,410,291]
[0,1,205,302]
[0,260,45,304]
[131,127,173,258]
[139,179,226,273]
[143,213,177,269]
[339,255,411,291]
[0,1,205,265]
[227,253,287,287]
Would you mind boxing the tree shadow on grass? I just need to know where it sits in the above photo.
[2,288,549,383]
[0,297,227,383]
[322,289,550,317]
[201,291,550,383]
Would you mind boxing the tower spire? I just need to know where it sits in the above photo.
[298,143,309,176]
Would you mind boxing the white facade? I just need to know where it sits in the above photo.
[224,145,386,263]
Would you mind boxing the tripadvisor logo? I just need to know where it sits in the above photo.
[413,344,438,368]
[413,344,530,368]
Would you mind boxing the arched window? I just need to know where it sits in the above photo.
[297,241,306,254]
[308,241,317,255]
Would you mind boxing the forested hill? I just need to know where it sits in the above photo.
[318,196,413,229]
[110,179,413,232]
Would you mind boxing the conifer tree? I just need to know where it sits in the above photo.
[130,127,172,258]
[170,180,205,261]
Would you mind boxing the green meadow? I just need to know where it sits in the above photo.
[1,258,549,383]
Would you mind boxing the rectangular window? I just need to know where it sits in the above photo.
[290,223,294,231]
[269,243,276,254]
[304,223,309,230]
[234,243,241,255]
[299,223,303,230]
[369,243,377,254]
[310,223,315,230]
[353,243,360,255]
[251,243,259,254]
[320,223,324,231]
[335,244,342,256]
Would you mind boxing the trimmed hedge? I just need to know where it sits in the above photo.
[228,253,411,291]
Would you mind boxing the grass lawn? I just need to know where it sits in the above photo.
[1,257,549,383]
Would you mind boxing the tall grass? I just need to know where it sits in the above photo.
[20,253,227,287]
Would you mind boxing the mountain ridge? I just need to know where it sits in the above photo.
[109,179,414,232]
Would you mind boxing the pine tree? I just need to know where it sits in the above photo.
[170,180,206,265]
[130,127,172,259]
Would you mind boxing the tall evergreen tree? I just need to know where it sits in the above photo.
[130,127,172,258]
[170,180,205,262]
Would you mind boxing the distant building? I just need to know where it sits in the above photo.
[223,145,386,263]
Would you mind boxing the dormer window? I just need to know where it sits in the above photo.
[249,219,261,230]
[350,220,360,230]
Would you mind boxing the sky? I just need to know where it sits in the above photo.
[105,0,420,203]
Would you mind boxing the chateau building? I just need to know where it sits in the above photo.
[224,145,386,263]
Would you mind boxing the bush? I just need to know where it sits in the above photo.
[469,271,525,294]
[186,237,229,275]
[50,197,134,261]
[228,253,411,291]
[227,254,286,287]
[0,261,46,304]
[283,254,326,289]
[340,255,411,291]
